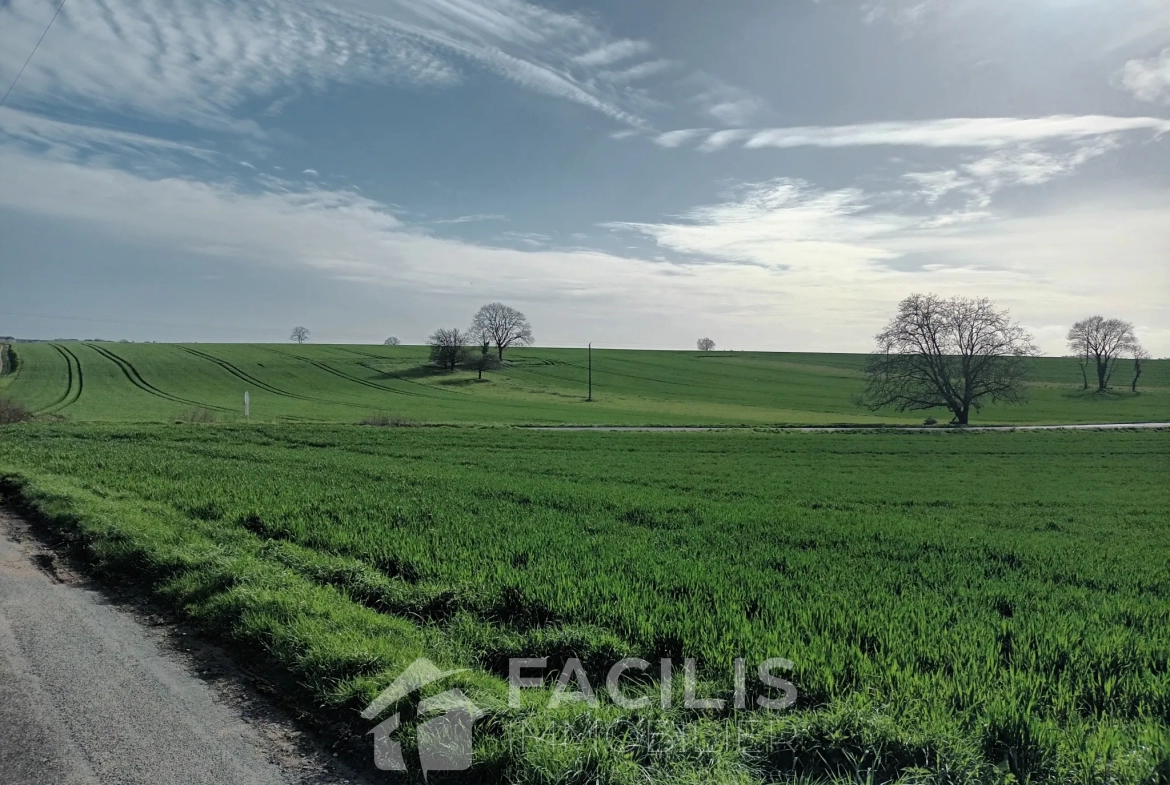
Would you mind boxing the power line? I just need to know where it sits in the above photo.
[0,0,68,110]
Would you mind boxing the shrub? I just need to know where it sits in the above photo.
[923,417,938,426]
[174,407,216,424]
[360,412,420,427]
[0,397,33,424]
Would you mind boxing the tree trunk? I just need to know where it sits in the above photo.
[497,345,504,360]
[954,407,969,426]
[1132,366,1141,393]
[1078,363,1087,390]
[1096,362,1108,392]
[478,367,483,380]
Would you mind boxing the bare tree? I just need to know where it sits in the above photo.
[290,326,310,344]
[383,336,401,346]
[467,340,502,379]
[859,293,1038,425]
[469,303,533,360]
[1066,316,1139,392]
[427,328,468,370]
[697,337,716,351]
[1131,347,1150,393]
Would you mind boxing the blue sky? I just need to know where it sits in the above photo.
[1,0,1168,354]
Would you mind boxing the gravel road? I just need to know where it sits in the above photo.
[0,511,371,785]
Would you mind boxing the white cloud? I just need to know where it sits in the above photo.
[572,39,652,67]
[606,177,1170,354]
[1116,49,1170,103]
[653,129,708,148]
[0,0,665,131]
[601,60,677,84]
[2,133,1168,354]
[0,107,216,161]
[684,73,769,127]
[904,139,1118,208]
[676,115,1170,151]
[302,168,319,176]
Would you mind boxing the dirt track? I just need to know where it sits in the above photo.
[0,511,374,785]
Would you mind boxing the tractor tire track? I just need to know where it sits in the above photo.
[175,347,368,411]
[33,345,82,415]
[259,347,431,399]
[84,344,232,413]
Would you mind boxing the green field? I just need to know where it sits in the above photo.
[1,424,1167,783]
[1,342,1167,425]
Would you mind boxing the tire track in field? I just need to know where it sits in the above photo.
[259,347,433,399]
[33,344,83,414]
[175,346,369,411]
[84,344,232,412]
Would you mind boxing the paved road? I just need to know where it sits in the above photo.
[522,422,1170,432]
[0,513,298,785]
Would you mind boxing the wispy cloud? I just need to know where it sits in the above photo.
[654,129,708,148]
[0,0,674,131]
[672,115,1170,151]
[684,73,769,127]
[1116,49,1170,103]
[904,139,1118,208]
[572,39,652,67]
[429,214,507,224]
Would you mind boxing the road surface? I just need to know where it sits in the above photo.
[521,422,1170,432]
[0,511,363,785]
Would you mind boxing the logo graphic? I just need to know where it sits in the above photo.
[362,658,485,776]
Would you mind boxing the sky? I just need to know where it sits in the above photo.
[1,0,1168,354]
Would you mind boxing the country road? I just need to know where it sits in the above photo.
[521,422,1170,432]
[0,511,369,785]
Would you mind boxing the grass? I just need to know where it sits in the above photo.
[2,342,1167,425]
[1,424,1167,783]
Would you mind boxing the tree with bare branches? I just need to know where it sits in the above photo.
[290,326,310,344]
[470,303,533,360]
[383,336,401,346]
[859,293,1038,425]
[1131,347,1150,393]
[1066,316,1140,392]
[428,328,468,370]
[697,337,716,351]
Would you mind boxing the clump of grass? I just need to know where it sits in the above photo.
[175,407,216,424]
[360,412,420,427]
[0,397,33,424]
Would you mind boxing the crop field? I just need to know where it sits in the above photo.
[0,424,1167,783]
[1,342,1167,425]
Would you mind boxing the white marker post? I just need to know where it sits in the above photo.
[244,391,250,420]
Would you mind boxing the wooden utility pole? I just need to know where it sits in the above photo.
[587,343,592,402]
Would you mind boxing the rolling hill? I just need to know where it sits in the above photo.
[1,342,1166,425]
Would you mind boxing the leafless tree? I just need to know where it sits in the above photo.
[290,326,310,344]
[1066,316,1139,391]
[1131,347,1150,392]
[697,337,716,351]
[427,328,468,370]
[859,293,1038,425]
[383,336,401,346]
[469,303,533,360]
[467,340,501,379]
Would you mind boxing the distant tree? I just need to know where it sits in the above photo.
[697,337,716,351]
[470,303,533,360]
[467,340,502,379]
[1131,347,1150,393]
[859,293,1038,425]
[290,326,310,344]
[428,328,468,370]
[1066,316,1139,392]
[383,336,401,346]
